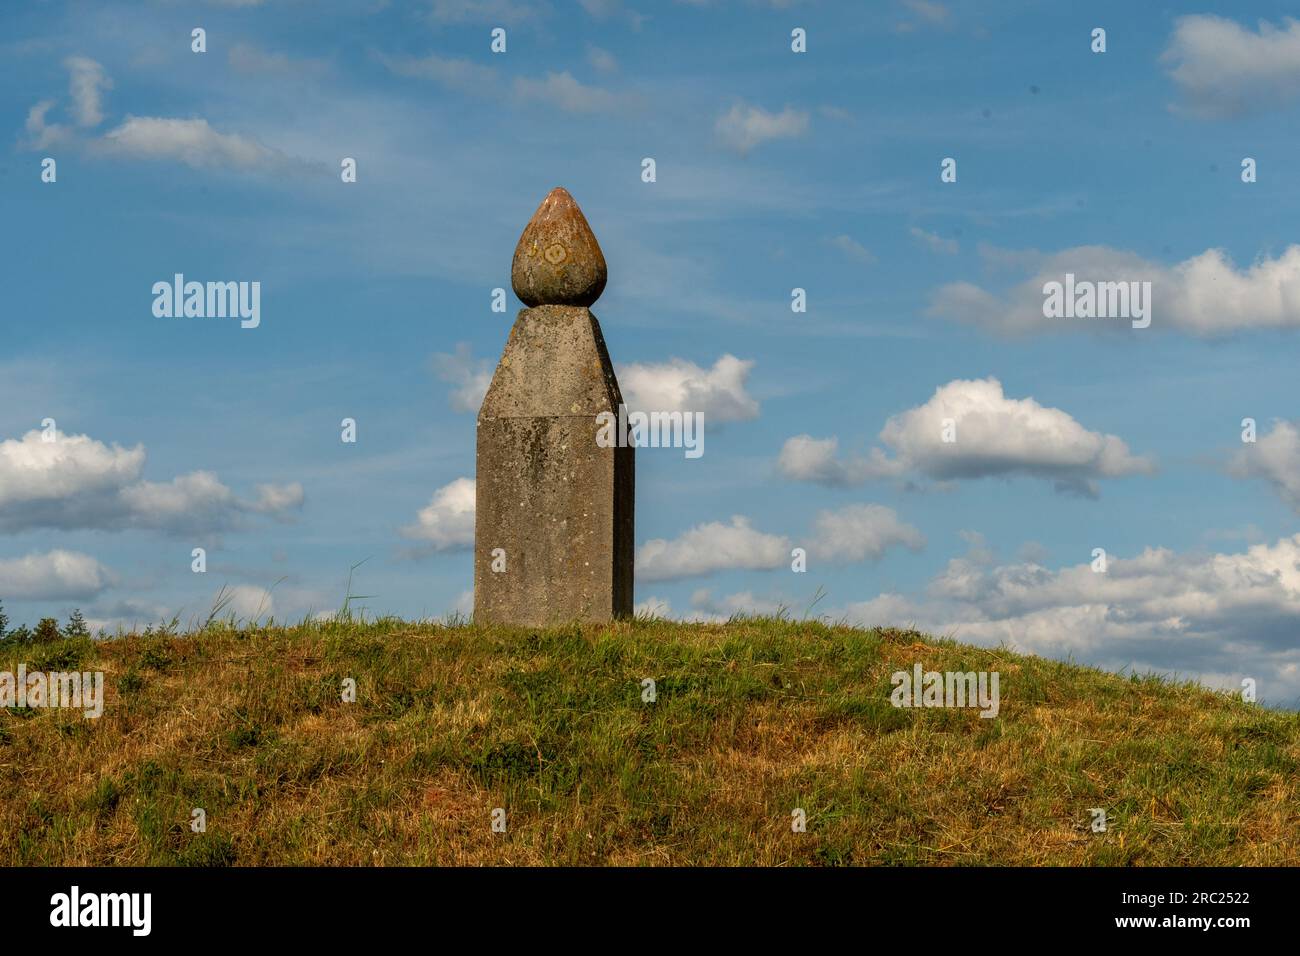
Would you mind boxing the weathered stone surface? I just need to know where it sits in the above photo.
[510,187,608,308]
[474,304,634,626]
[477,187,632,626]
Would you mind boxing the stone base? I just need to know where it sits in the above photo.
[473,306,634,627]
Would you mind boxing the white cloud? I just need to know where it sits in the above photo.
[384,53,628,113]
[0,549,113,600]
[24,99,69,149]
[636,505,921,584]
[224,584,276,620]
[118,472,241,523]
[836,534,1300,703]
[1229,419,1300,512]
[809,504,925,562]
[910,226,958,254]
[634,595,675,618]
[617,354,759,422]
[402,477,476,551]
[636,516,789,581]
[251,482,306,514]
[433,344,493,412]
[827,234,876,264]
[381,52,500,95]
[777,435,903,485]
[513,71,624,113]
[445,347,754,425]
[929,243,1300,337]
[99,116,298,171]
[1162,15,1300,118]
[778,378,1154,497]
[715,102,809,154]
[64,56,110,127]
[0,429,303,534]
[22,59,305,174]
[0,430,143,504]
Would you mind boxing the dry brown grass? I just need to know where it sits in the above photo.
[1,616,1296,865]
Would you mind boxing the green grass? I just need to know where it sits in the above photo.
[1,616,1296,865]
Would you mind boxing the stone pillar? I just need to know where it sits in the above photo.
[474,187,634,627]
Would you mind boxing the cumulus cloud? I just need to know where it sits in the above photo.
[0,549,113,600]
[836,534,1300,704]
[808,504,925,562]
[402,477,476,551]
[638,503,921,582]
[250,482,306,514]
[21,58,305,174]
[929,243,1300,337]
[433,344,494,412]
[778,378,1154,497]
[778,435,904,485]
[618,354,759,423]
[636,516,789,581]
[1162,15,1300,118]
[99,116,299,171]
[0,429,303,534]
[1229,419,1300,512]
[224,584,277,620]
[715,102,809,154]
[436,349,759,423]
[64,56,111,127]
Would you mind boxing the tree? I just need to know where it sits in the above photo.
[4,625,31,646]
[33,618,61,643]
[65,608,89,638]
[0,599,7,639]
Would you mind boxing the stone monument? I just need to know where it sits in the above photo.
[474,187,634,626]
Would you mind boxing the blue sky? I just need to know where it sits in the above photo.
[5,0,1300,706]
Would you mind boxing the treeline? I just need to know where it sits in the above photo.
[0,600,90,648]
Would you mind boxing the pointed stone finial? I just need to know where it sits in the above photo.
[511,186,607,307]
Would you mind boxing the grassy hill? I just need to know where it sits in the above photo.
[1,616,1296,866]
